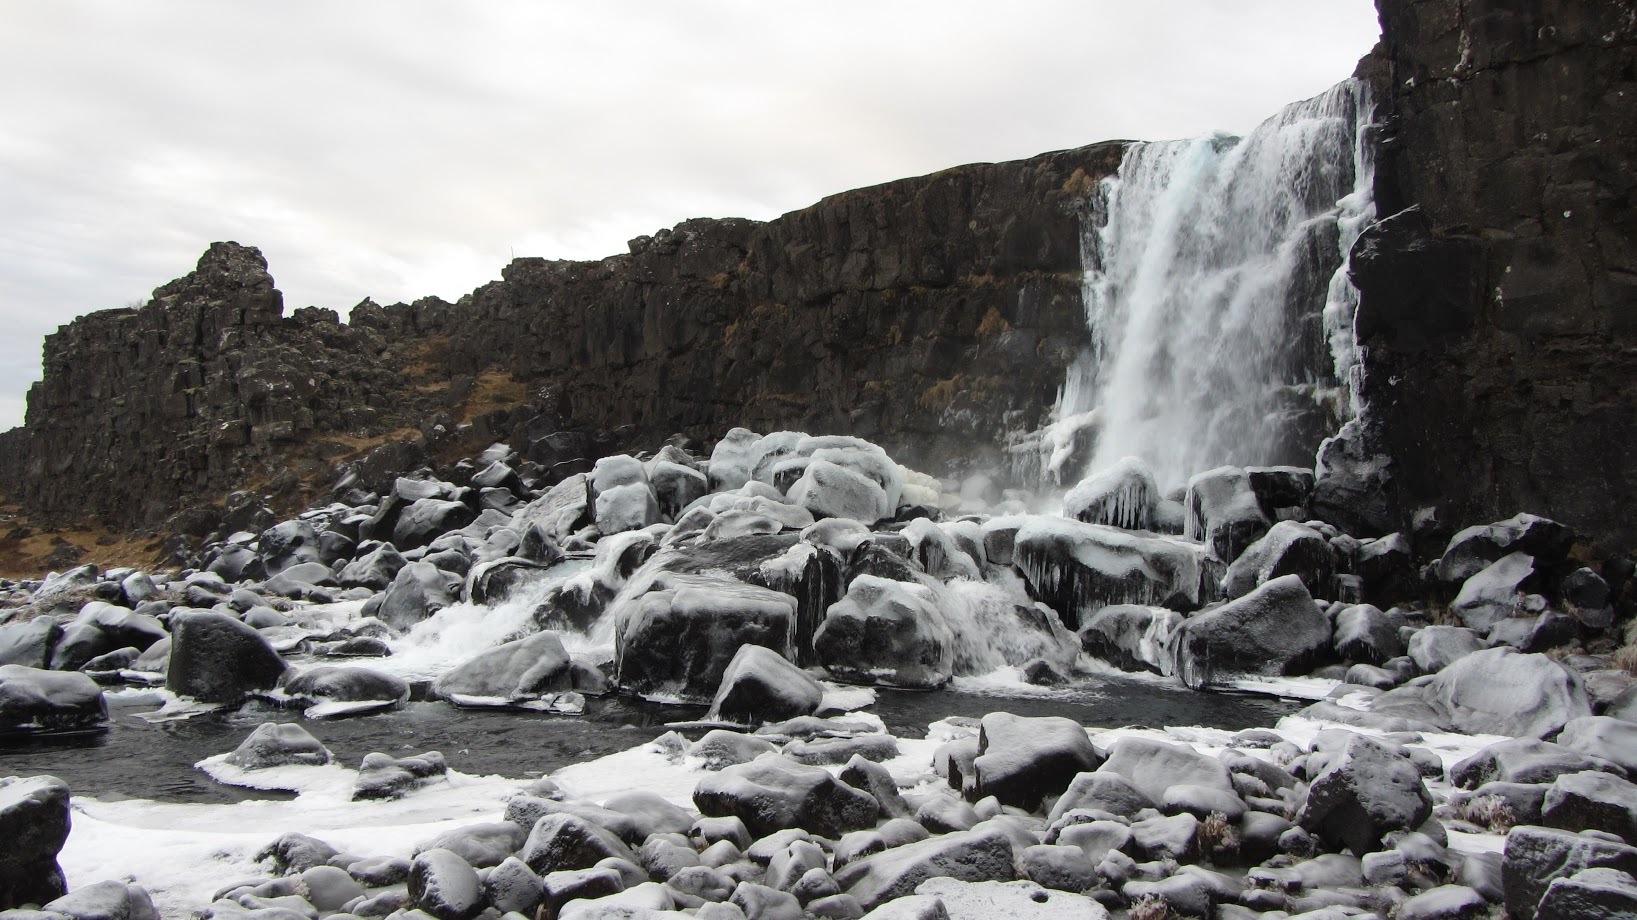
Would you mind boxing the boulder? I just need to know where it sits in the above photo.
[0,774,71,909]
[705,644,823,725]
[616,576,797,703]
[1436,513,1573,585]
[708,428,761,493]
[379,561,463,632]
[1013,519,1203,628]
[1096,737,1233,804]
[408,847,483,920]
[1428,647,1591,738]
[281,665,410,706]
[41,880,155,920]
[1184,466,1271,562]
[1560,716,1637,775]
[650,461,709,523]
[465,556,555,605]
[394,498,477,551]
[1503,825,1637,920]
[258,520,322,577]
[165,610,287,703]
[416,823,529,869]
[832,827,1017,911]
[1172,575,1332,689]
[1535,867,1637,920]
[1408,625,1483,674]
[1452,738,1623,789]
[788,460,891,526]
[813,575,953,689]
[1543,771,1637,843]
[1451,552,1538,631]
[1063,457,1159,531]
[693,754,879,839]
[971,713,1102,811]
[1296,734,1434,854]
[0,617,63,669]
[1357,533,1419,608]
[1077,605,1182,675]
[1221,521,1334,600]
[354,751,448,800]
[1333,604,1406,665]
[225,722,332,769]
[1047,772,1156,822]
[431,631,573,704]
[338,543,407,591]
[1562,567,1616,628]
[511,473,591,543]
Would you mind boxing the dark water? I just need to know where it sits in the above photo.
[0,676,1295,804]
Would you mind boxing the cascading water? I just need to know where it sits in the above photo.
[1059,79,1376,492]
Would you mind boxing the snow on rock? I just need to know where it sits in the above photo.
[705,644,823,725]
[615,574,798,703]
[1428,646,1592,738]
[1184,466,1271,563]
[1220,520,1335,599]
[788,459,892,526]
[814,575,954,690]
[971,713,1101,811]
[693,754,878,839]
[1173,574,1332,689]
[1063,456,1158,531]
[1450,551,1538,631]
[0,664,108,733]
[164,611,288,705]
[0,774,71,909]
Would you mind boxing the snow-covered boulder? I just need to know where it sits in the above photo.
[0,775,70,910]
[1296,733,1433,854]
[166,611,287,704]
[693,754,879,839]
[1436,513,1574,585]
[258,520,321,577]
[615,576,798,703]
[832,827,1018,911]
[378,561,463,632]
[394,498,477,551]
[226,722,332,770]
[511,473,591,543]
[1063,457,1159,531]
[1451,552,1537,631]
[1427,646,1591,738]
[1077,605,1182,675]
[1172,574,1332,689]
[1408,625,1483,674]
[706,644,823,725]
[1220,520,1335,600]
[431,631,575,705]
[1503,825,1637,920]
[971,713,1102,811]
[787,460,891,525]
[1185,466,1271,562]
[281,666,410,709]
[1014,518,1203,628]
[1095,737,1234,804]
[708,427,761,493]
[1333,604,1406,665]
[813,575,954,690]
[0,617,62,670]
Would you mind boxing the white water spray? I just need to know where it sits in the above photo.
[1063,80,1376,491]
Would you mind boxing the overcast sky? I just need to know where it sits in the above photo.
[0,1,1381,431]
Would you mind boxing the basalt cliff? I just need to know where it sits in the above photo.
[0,0,1633,557]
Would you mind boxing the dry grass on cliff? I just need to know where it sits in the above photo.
[0,512,164,581]
[458,370,526,422]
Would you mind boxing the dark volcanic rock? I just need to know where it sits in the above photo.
[1173,574,1332,689]
[165,610,287,703]
[0,774,71,909]
[1358,1,1637,553]
[0,665,108,733]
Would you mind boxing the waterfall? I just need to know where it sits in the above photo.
[1060,79,1376,492]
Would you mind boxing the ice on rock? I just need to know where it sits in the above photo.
[511,473,593,544]
[708,427,762,493]
[814,575,954,690]
[746,430,809,485]
[1063,457,1159,531]
[1183,466,1271,562]
[1041,410,1100,486]
[1077,604,1183,675]
[901,519,981,581]
[592,455,661,535]
[615,574,798,703]
[1173,574,1332,689]
[1013,517,1203,628]
[788,459,892,526]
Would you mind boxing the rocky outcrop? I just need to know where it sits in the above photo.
[1354,0,1637,552]
[0,144,1122,531]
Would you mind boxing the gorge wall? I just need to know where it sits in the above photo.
[0,144,1123,531]
[1353,0,1637,552]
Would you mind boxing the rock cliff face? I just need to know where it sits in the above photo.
[1354,0,1637,551]
[0,144,1122,530]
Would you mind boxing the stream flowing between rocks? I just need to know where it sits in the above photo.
[0,680,1295,804]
